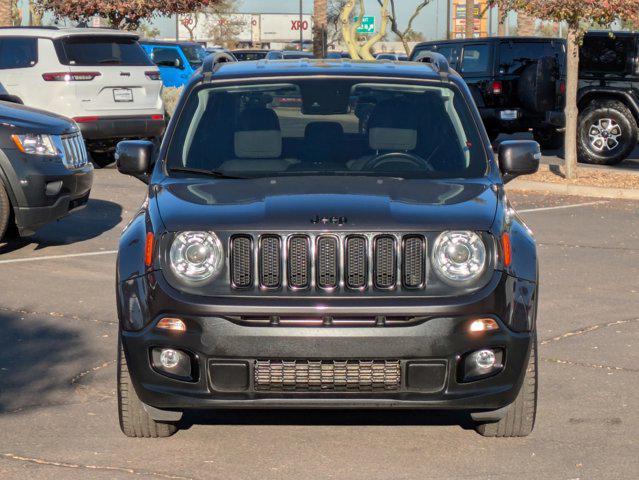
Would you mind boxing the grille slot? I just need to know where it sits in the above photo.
[255,360,401,391]
[403,236,426,288]
[317,236,338,289]
[345,236,367,289]
[259,236,282,288]
[374,236,397,289]
[288,235,310,289]
[230,236,253,288]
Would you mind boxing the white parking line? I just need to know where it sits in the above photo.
[518,200,609,213]
[0,250,117,265]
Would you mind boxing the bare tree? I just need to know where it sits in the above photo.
[181,13,199,41]
[328,0,348,46]
[340,0,390,60]
[377,0,431,57]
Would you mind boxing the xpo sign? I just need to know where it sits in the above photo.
[291,19,310,31]
[261,14,313,41]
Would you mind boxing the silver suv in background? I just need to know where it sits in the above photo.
[0,27,164,167]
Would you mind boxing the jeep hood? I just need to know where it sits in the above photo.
[155,176,498,232]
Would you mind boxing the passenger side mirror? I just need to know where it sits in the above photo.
[498,140,541,183]
[115,140,154,183]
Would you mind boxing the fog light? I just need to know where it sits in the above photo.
[151,347,193,381]
[461,348,504,382]
[469,318,499,333]
[156,317,187,332]
[160,349,180,369]
[474,349,496,369]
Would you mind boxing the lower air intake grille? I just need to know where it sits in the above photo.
[345,236,367,289]
[230,236,252,288]
[260,236,281,288]
[403,236,426,288]
[288,235,310,289]
[254,360,401,391]
[317,236,338,289]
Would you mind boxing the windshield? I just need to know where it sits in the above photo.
[166,79,486,179]
[182,45,207,67]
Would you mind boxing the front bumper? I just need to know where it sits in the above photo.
[6,155,94,236]
[77,115,165,141]
[119,271,536,412]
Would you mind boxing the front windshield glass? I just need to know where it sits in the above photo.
[182,45,207,67]
[166,79,486,179]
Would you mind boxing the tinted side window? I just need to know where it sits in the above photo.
[580,36,634,74]
[0,38,37,69]
[460,44,490,74]
[498,41,566,75]
[56,36,153,66]
[152,48,182,68]
[413,45,460,69]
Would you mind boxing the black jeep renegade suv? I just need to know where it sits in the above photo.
[115,55,541,438]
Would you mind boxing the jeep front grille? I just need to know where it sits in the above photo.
[59,133,88,169]
[230,233,427,292]
[254,359,401,391]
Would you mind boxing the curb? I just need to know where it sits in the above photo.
[507,179,639,200]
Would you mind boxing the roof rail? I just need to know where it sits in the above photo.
[202,52,237,74]
[0,26,59,30]
[414,51,449,74]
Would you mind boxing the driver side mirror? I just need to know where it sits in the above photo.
[115,140,154,184]
[498,140,541,183]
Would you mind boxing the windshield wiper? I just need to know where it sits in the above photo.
[169,167,247,179]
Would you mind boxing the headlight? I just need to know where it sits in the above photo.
[432,231,487,284]
[169,231,224,282]
[11,134,58,156]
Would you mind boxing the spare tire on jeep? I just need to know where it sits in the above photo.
[518,57,558,113]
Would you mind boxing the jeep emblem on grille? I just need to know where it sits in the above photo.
[311,215,347,226]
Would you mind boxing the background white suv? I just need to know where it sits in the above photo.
[0,27,164,167]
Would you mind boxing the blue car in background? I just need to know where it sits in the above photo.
[140,41,208,88]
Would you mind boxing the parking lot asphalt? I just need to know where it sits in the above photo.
[0,168,638,480]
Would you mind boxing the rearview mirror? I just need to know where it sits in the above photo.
[115,140,154,183]
[498,140,541,183]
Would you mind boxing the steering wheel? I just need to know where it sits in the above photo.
[362,151,435,172]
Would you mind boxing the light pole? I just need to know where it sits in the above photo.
[299,0,304,51]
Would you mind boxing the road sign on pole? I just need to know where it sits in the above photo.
[355,16,376,34]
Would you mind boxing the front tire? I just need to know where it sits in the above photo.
[578,100,638,165]
[0,181,11,243]
[117,338,179,438]
[475,335,538,437]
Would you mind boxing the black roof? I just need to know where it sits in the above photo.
[140,39,202,47]
[415,36,566,47]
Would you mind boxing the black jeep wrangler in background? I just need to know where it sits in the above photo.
[114,54,541,438]
[412,32,639,166]
[411,37,567,150]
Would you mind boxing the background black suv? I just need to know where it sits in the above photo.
[411,37,566,150]
[412,32,639,165]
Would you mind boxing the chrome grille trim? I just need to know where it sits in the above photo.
[254,359,401,391]
[402,236,426,289]
[316,236,339,289]
[229,233,429,292]
[259,236,282,289]
[59,132,88,169]
[230,236,253,289]
[288,235,311,289]
[345,236,367,290]
[374,235,397,289]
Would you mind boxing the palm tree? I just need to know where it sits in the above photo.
[313,0,328,57]
[465,0,475,38]
[0,0,12,27]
